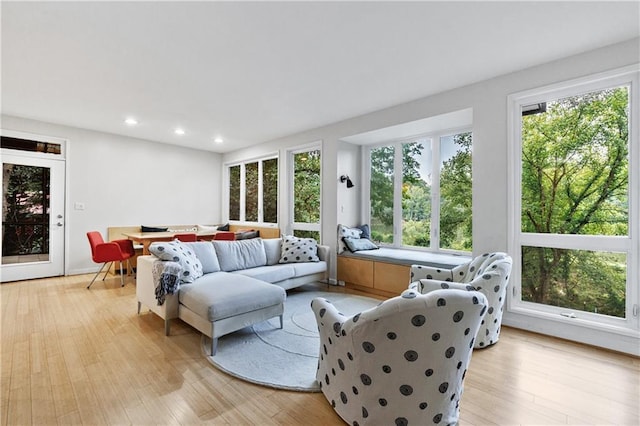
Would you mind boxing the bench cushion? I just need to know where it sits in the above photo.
[339,247,470,268]
[179,272,285,322]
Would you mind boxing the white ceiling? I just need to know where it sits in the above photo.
[2,1,639,153]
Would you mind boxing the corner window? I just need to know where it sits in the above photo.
[368,130,472,252]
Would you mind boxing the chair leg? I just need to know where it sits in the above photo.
[119,262,125,287]
[211,337,218,356]
[279,314,284,329]
[87,263,107,289]
[100,261,113,281]
[137,301,141,315]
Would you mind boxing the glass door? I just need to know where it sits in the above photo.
[1,153,65,282]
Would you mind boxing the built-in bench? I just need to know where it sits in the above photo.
[337,248,470,297]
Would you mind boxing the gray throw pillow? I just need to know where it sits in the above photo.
[279,235,319,263]
[263,238,282,265]
[213,238,267,272]
[149,240,203,283]
[183,241,220,273]
[342,236,378,252]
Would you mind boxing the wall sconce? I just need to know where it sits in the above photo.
[340,175,354,188]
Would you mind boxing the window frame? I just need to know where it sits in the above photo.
[286,142,322,242]
[507,64,640,335]
[224,153,279,226]
[364,126,473,254]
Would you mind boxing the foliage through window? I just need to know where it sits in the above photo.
[369,131,472,252]
[290,147,321,241]
[514,78,636,322]
[227,157,278,224]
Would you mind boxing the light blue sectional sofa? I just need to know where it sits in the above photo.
[136,237,329,355]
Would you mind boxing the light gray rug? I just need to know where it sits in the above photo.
[201,289,380,392]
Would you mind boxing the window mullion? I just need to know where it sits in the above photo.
[431,136,440,250]
[393,143,403,247]
[239,163,246,222]
[258,160,264,223]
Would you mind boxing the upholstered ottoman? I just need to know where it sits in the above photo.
[178,272,286,355]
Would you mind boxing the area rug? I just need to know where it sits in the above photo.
[201,289,380,392]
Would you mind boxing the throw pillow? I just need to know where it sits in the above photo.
[197,224,218,232]
[337,224,362,254]
[141,225,168,232]
[357,224,371,240]
[148,240,203,283]
[236,230,260,240]
[213,238,267,271]
[262,238,282,265]
[183,241,220,273]
[342,236,379,252]
[279,235,320,263]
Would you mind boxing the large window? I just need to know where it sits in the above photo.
[509,66,639,337]
[289,146,321,241]
[228,156,278,224]
[368,130,472,252]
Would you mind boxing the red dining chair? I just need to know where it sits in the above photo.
[174,233,197,242]
[213,231,236,241]
[87,231,136,289]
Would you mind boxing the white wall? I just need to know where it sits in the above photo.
[1,115,222,274]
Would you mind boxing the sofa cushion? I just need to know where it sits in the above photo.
[232,264,296,283]
[213,238,267,272]
[183,241,220,273]
[291,260,327,277]
[148,240,203,283]
[263,238,282,265]
[279,235,319,263]
[179,272,285,322]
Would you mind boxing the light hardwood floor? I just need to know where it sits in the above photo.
[1,273,638,425]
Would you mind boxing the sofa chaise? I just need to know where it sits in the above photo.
[137,236,329,354]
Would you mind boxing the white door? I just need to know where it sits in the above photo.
[1,153,66,282]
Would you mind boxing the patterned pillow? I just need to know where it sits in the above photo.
[279,235,320,263]
[148,240,203,283]
[337,224,362,254]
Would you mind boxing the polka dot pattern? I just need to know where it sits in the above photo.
[311,289,488,426]
[409,253,512,349]
[278,235,320,264]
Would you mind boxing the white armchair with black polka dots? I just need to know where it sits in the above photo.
[409,252,512,349]
[311,288,488,426]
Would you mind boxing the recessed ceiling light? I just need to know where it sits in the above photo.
[174,128,185,135]
[124,117,138,126]
[214,137,223,144]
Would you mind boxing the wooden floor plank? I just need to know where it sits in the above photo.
[1,274,638,426]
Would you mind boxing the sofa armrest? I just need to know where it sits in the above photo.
[417,278,476,294]
[136,256,180,331]
[409,264,454,282]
